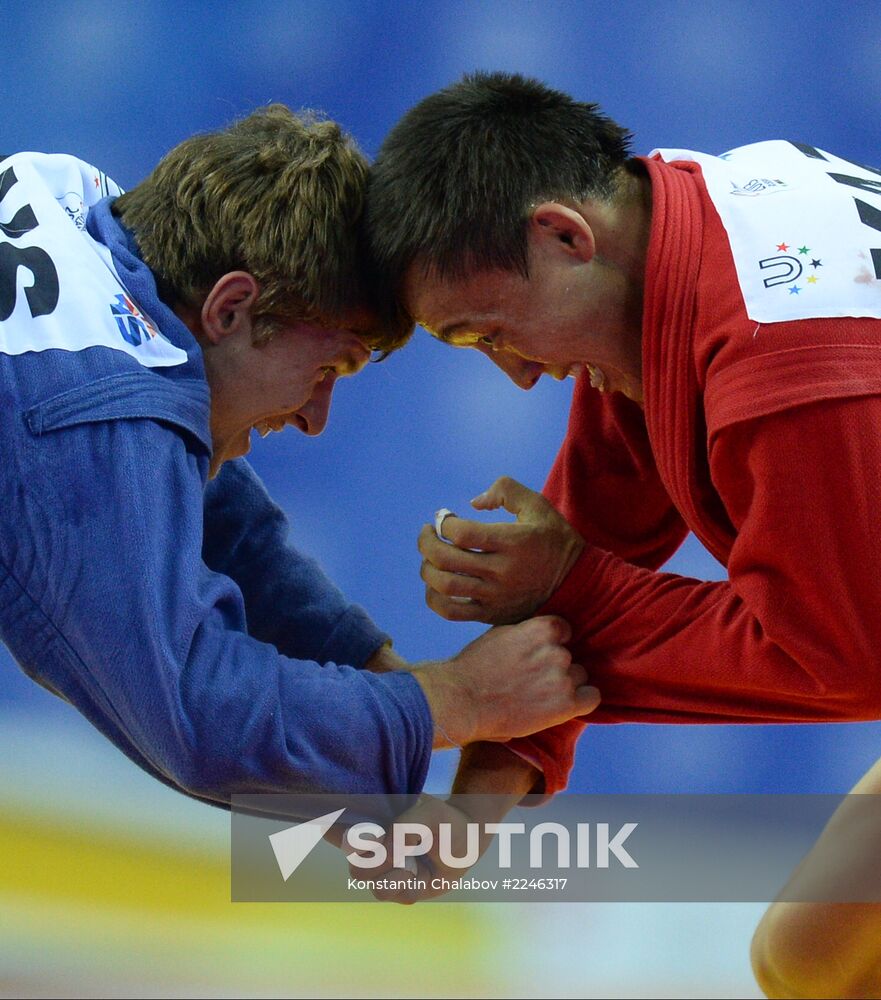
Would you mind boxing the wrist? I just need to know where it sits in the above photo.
[450,742,541,823]
[413,661,477,748]
[453,742,540,796]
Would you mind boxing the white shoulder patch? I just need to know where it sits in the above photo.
[651,140,881,324]
[0,152,188,367]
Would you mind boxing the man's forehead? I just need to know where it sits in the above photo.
[404,267,478,326]
[284,318,370,371]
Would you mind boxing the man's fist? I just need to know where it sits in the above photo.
[413,614,600,747]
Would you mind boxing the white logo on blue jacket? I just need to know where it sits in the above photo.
[0,152,187,368]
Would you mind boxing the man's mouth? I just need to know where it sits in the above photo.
[255,416,289,438]
[549,363,584,381]
[254,413,308,437]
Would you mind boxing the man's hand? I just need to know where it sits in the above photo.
[336,748,543,905]
[343,794,489,904]
[339,795,504,903]
[413,615,600,748]
[418,476,584,625]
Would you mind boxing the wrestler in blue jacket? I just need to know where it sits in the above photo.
[0,148,434,805]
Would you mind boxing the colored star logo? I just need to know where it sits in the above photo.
[807,276,818,284]
[789,285,802,294]
[798,246,810,255]
[777,242,789,252]
[810,259,822,268]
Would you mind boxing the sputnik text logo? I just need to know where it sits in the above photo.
[268,809,639,882]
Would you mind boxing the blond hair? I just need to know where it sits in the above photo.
[115,104,411,352]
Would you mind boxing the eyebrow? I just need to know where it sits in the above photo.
[337,347,369,375]
[435,322,475,344]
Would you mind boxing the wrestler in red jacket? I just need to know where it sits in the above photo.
[360,74,881,916]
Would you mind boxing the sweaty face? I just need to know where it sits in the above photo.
[403,255,642,399]
[206,320,370,476]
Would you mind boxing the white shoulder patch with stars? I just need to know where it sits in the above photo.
[0,151,188,367]
[652,140,881,324]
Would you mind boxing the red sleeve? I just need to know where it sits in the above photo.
[510,393,881,795]
[506,377,688,797]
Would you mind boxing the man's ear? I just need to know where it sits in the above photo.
[529,202,595,263]
[199,271,260,345]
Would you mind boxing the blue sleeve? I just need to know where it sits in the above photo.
[202,459,388,669]
[0,404,433,804]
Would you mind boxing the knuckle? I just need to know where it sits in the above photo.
[480,552,506,589]
[545,648,570,671]
[569,663,588,685]
[557,646,574,668]
[446,522,474,549]
[547,615,571,642]
[440,518,458,541]
[530,616,557,642]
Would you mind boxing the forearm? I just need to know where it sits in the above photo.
[544,547,876,724]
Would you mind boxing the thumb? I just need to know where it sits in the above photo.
[471,476,545,520]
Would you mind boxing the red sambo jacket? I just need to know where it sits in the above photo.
[510,146,881,795]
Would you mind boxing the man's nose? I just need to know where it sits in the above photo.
[484,349,543,390]
[295,379,335,436]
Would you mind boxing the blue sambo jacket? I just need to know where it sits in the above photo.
[0,152,432,805]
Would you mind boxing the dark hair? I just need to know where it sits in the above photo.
[365,71,632,310]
